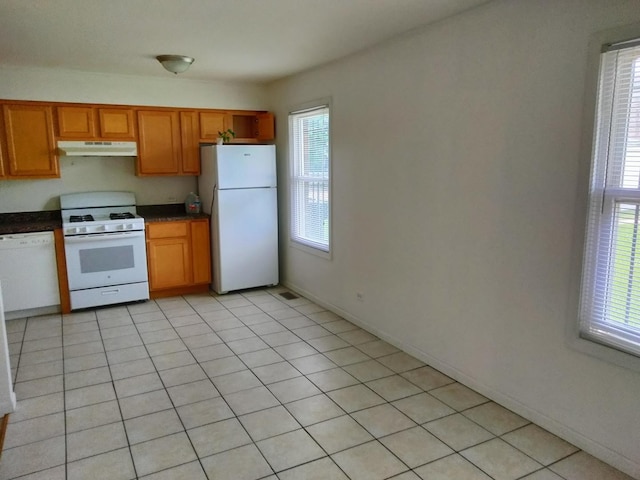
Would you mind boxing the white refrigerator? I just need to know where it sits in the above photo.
[198,145,279,294]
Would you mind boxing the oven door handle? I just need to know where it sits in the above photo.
[64,231,146,243]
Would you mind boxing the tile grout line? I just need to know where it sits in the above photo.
[94,304,143,480]
[2,288,601,480]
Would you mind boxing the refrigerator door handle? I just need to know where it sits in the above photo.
[210,184,217,212]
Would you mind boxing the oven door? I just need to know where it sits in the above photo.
[64,231,148,291]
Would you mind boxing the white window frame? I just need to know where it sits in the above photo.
[288,100,331,257]
[577,33,640,366]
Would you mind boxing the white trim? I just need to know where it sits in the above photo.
[287,97,332,257]
[568,22,640,373]
[289,238,332,259]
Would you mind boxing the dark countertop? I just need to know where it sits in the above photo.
[137,204,209,222]
[0,204,208,234]
[0,211,61,235]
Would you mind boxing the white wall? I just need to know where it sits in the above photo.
[268,0,640,476]
[0,66,268,212]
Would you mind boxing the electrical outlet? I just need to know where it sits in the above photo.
[168,196,177,203]
[356,292,364,302]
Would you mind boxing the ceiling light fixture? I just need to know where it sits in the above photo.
[156,54,195,74]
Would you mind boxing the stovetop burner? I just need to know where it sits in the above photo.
[69,214,95,223]
[61,191,144,236]
[110,212,135,220]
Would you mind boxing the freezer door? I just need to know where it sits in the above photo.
[216,145,276,189]
[214,187,279,293]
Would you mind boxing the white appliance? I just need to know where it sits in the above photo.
[0,231,60,320]
[0,284,16,417]
[60,191,149,310]
[58,140,137,157]
[199,145,278,294]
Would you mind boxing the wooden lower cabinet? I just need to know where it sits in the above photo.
[146,219,211,298]
[54,229,71,315]
[190,219,212,284]
[0,413,9,459]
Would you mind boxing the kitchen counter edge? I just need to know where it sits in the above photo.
[138,204,210,223]
[0,205,209,234]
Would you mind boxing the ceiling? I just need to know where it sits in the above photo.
[0,0,491,84]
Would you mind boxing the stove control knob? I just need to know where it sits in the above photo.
[119,224,126,230]
[125,224,134,230]
[80,227,88,233]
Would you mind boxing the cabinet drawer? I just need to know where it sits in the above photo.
[147,221,188,239]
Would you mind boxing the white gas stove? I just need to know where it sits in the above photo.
[60,191,149,310]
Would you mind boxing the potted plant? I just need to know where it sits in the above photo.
[217,129,236,145]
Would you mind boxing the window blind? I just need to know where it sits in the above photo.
[580,42,640,356]
[289,106,330,252]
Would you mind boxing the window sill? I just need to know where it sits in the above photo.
[289,239,332,260]
[566,327,640,373]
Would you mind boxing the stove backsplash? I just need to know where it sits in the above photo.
[0,157,197,213]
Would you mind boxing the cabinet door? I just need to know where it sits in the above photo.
[0,111,6,178]
[256,112,275,141]
[146,222,193,291]
[147,237,192,290]
[137,110,181,175]
[180,111,200,175]
[99,108,135,139]
[199,112,227,141]
[3,104,58,178]
[57,106,97,138]
[191,219,211,285]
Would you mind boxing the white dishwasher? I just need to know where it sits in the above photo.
[0,232,61,320]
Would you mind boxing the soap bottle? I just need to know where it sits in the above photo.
[185,192,197,214]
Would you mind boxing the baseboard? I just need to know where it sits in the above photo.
[282,281,640,479]
[149,284,210,299]
[4,305,60,321]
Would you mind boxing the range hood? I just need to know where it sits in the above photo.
[58,141,138,157]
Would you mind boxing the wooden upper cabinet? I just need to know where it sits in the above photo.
[3,104,58,178]
[227,111,275,143]
[57,106,135,140]
[137,110,201,176]
[137,110,181,175]
[57,106,96,138]
[256,112,275,141]
[200,110,275,143]
[199,111,227,141]
[98,109,135,139]
[180,111,201,175]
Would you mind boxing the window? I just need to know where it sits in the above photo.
[289,104,330,253]
[580,39,640,356]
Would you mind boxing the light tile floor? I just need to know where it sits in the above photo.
[0,287,635,480]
